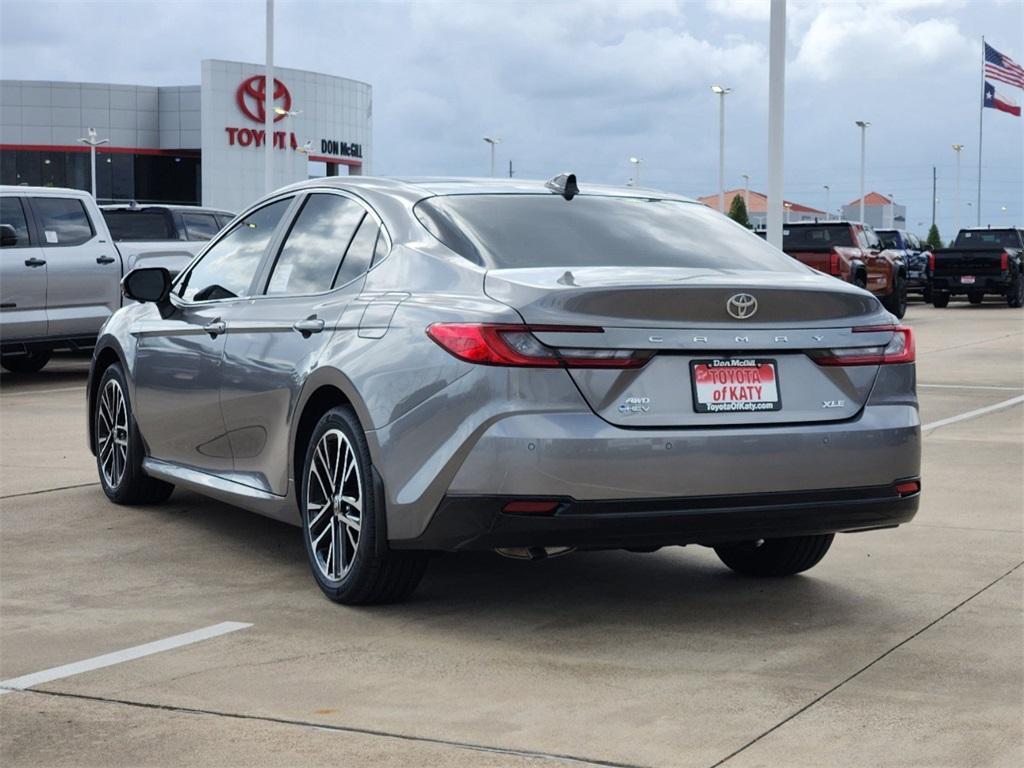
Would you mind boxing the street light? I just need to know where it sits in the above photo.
[855,120,870,224]
[823,185,831,221]
[629,156,642,186]
[711,85,731,212]
[952,144,964,235]
[741,173,750,212]
[77,127,109,199]
[784,201,793,223]
[483,136,501,177]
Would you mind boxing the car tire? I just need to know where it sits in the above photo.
[881,272,907,318]
[300,406,428,605]
[922,286,933,303]
[95,363,175,505]
[1,348,51,373]
[968,291,984,305]
[932,292,950,308]
[714,534,834,577]
[1007,270,1024,308]
[853,272,867,290]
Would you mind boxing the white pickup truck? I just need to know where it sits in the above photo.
[0,186,232,372]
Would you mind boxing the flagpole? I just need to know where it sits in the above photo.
[977,35,984,227]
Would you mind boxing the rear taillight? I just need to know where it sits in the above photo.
[829,250,842,276]
[895,480,921,497]
[1001,251,1009,271]
[927,252,935,271]
[426,323,652,369]
[810,325,915,366]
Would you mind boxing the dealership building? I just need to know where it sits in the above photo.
[0,59,372,213]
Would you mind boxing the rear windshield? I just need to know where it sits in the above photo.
[953,229,1021,249]
[414,194,804,272]
[782,224,853,249]
[876,230,901,248]
[103,210,174,241]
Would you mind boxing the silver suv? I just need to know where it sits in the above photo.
[87,176,921,604]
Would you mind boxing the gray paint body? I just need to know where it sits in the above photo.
[89,177,920,547]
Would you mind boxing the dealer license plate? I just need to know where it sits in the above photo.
[691,358,781,413]
[961,275,976,284]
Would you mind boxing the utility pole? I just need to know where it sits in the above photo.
[823,185,830,221]
[508,160,513,178]
[855,120,870,224]
[77,128,109,198]
[711,85,731,212]
[766,0,786,249]
[264,0,275,194]
[483,137,500,177]
[931,166,937,228]
[952,144,964,235]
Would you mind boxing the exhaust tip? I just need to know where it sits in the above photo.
[495,546,575,561]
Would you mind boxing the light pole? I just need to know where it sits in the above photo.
[855,120,870,224]
[629,156,642,187]
[711,85,731,212]
[952,144,964,235]
[784,202,793,223]
[483,137,501,177]
[766,0,786,249]
[741,173,750,212]
[265,0,275,194]
[823,185,831,221]
[77,128,109,199]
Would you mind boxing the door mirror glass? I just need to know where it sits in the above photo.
[0,223,17,247]
[122,267,172,304]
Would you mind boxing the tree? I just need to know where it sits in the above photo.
[728,194,751,228]
[925,224,943,250]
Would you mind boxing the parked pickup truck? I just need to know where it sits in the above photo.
[929,228,1024,308]
[877,228,929,301]
[778,221,907,318]
[0,187,227,372]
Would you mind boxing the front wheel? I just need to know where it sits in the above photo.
[881,272,908,318]
[301,406,428,605]
[714,534,834,577]
[95,363,174,504]
[1,348,51,373]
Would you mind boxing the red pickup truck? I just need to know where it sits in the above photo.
[779,221,907,318]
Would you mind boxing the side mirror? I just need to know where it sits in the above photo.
[0,224,18,247]
[122,267,172,305]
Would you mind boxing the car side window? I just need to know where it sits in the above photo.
[371,226,390,267]
[181,212,221,241]
[264,194,365,296]
[31,197,94,247]
[334,215,378,288]
[1,197,31,248]
[180,198,291,302]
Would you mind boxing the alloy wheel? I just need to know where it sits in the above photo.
[97,379,129,488]
[306,428,363,581]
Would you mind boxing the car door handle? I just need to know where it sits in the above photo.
[203,319,226,338]
[24,257,46,267]
[292,317,326,337]
[96,255,116,265]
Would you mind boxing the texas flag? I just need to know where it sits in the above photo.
[985,80,1021,116]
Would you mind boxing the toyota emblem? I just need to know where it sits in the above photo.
[726,293,758,320]
[236,76,292,124]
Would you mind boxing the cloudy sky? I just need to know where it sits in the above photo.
[1,0,1021,237]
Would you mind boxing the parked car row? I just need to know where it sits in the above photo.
[0,186,233,372]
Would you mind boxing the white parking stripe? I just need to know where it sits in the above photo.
[922,394,1024,432]
[0,385,85,398]
[919,383,1024,391]
[0,621,252,695]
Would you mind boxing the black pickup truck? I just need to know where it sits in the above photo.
[929,227,1024,308]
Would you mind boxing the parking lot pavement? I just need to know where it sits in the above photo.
[1,304,1021,768]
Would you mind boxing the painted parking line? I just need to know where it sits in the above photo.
[0,621,252,695]
[0,385,85,398]
[922,394,1024,432]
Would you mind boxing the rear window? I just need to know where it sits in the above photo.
[103,210,174,241]
[954,230,1022,249]
[782,224,854,249]
[415,194,804,272]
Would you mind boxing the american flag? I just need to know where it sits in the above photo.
[984,43,1024,89]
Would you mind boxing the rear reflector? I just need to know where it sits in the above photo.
[427,323,652,369]
[829,251,842,276]
[1001,251,1009,271]
[811,325,915,366]
[895,480,921,497]
[927,252,935,272]
[502,500,560,515]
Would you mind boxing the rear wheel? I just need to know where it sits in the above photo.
[95,363,174,504]
[714,534,834,577]
[1,348,51,373]
[301,406,428,605]
[968,290,984,305]
[881,272,907,318]
[932,292,950,308]
[1007,270,1024,308]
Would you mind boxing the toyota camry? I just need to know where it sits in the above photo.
[88,175,921,604]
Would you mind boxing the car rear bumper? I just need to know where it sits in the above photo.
[932,275,1010,293]
[394,484,921,551]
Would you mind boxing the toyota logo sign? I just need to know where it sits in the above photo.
[726,293,758,320]
[236,76,292,123]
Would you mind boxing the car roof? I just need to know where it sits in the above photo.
[100,204,234,215]
[276,175,696,204]
[0,185,92,198]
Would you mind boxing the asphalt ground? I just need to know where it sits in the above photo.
[1,301,1022,768]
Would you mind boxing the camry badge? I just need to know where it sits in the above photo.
[726,293,758,320]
